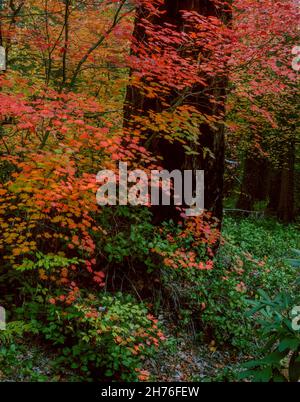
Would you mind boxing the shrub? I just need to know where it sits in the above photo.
[239,249,300,381]
[155,217,299,351]
[240,289,300,382]
[18,291,164,381]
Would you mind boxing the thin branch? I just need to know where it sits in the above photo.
[68,0,131,89]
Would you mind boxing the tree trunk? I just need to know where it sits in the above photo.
[124,0,231,224]
[277,138,295,222]
[267,170,281,213]
[237,154,269,211]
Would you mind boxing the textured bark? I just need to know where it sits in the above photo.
[124,0,230,223]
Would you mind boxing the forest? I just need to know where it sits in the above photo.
[0,0,299,384]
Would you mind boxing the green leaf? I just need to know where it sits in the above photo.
[278,338,300,352]
[254,366,273,382]
[261,351,288,364]
[243,359,266,368]
[285,259,300,268]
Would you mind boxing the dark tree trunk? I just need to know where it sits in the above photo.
[267,170,281,213]
[237,154,269,210]
[277,138,295,222]
[266,136,295,222]
[124,0,231,224]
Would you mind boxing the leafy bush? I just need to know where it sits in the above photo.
[18,291,163,381]
[160,247,253,349]
[239,249,300,381]
[240,290,300,382]
[96,206,156,269]
[0,321,32,345]
[0,343,51,382]
[156,217,300,351]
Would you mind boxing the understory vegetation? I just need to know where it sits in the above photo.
[0,216,299,381]
[0,0,299,383]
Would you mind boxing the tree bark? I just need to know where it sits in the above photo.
[277,138,295,222]
[124,0,231,224]
[237,154,269,211]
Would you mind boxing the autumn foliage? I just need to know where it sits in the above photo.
[0,0,299,381]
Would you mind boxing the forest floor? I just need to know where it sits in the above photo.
[0,321,246,382]
[0,216,299,382]
[144,324,247,382]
